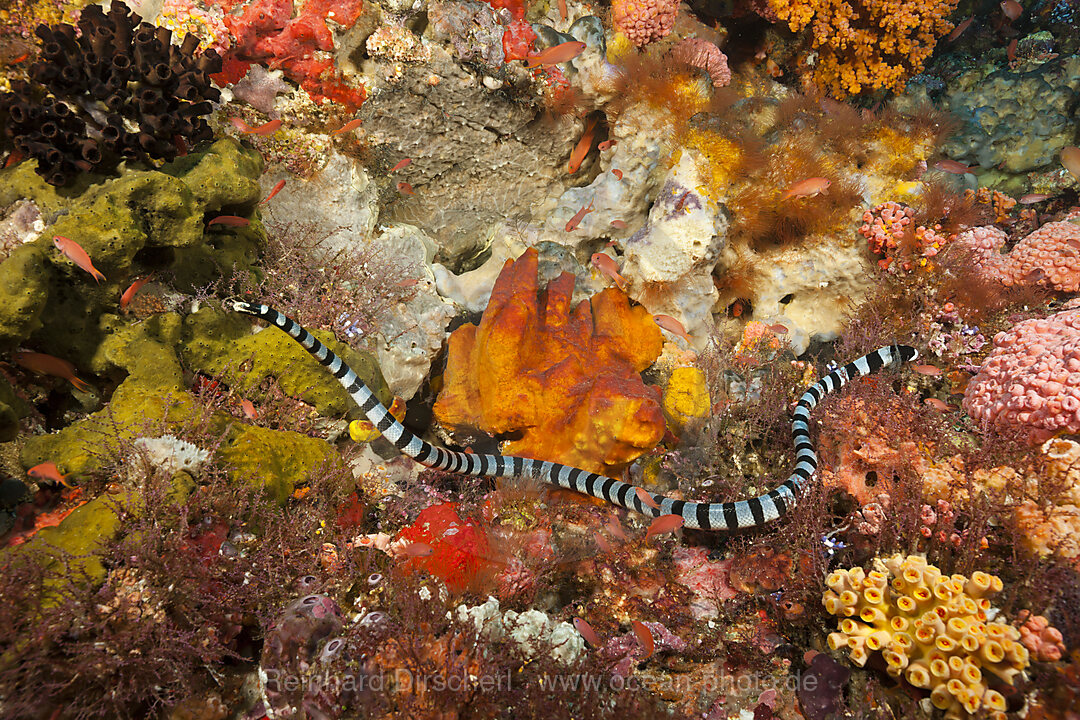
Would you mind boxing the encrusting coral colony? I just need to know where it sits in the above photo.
[2,0,1080,718]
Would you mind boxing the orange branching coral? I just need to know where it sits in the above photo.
[767,0,958,98]
[434,248,666,476]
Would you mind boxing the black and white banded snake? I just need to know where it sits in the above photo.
[230,300,917,531]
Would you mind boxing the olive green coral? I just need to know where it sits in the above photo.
[824,554,1025,719]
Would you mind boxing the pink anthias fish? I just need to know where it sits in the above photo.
[27,461,75,488]
[207,215,251,227]
[119,274,154,310]
[645,513,684,541]
[935,159,975,174]
[590,252,626,289]
[524,40,586,69]
[631,620,654,659]
[779,177,830,200]
[1001,0,1023,21]
[14,351,92,392]
[566,200,594,231]
[635,487,661,510]
[573,617,602,647]
[53,235,105,282]
[653,314,692,344]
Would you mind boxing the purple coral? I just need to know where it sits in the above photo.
[671,38,732,88]
[963,309,1080,443]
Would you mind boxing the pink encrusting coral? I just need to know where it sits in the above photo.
[963,309,1080,443]
[956,221,1080,293]
[670,38,731,87]
[612,0,679,46]
[859,201,950,271]
[1016,611,1066,662]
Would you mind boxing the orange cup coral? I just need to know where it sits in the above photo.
[766,0,958,98]
[434,248,666,476]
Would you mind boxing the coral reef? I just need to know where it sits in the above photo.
[0,1,222,186]
[956,220,1080,294]
[962,309,1080,443]
[824,554,1025,719]
[766,0,958,97]
[434,248,665,476]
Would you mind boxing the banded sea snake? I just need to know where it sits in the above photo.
[230,301,918,531]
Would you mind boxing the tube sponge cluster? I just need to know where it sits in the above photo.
[0,1,222,186]
[823,554,1027,720]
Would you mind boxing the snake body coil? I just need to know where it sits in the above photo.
[230,301,917,531]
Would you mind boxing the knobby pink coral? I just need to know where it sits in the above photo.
[612,0,678,47]
[956,221,1080,293]
[860,201,950,271]
[963,309,1080,443]
[670,37,731,88]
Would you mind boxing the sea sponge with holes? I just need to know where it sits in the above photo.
[434,248,665,476]
[823,554,1027,720]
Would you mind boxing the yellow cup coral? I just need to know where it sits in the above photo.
[823,554,1026,720]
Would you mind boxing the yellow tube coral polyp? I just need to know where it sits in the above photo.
[822,554,1028,718]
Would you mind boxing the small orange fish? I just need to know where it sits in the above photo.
[780,177,830,200]
[924,398,951,412]
[558,0,567,20]
[332,118,363,135]
[590,252,625,289]
[598,139,616,151]
[606,518,629,542]
[27,461,75,488]
[241,398,258,420]
[947,17,973,42]
[1061,146,1080,181]
[1007,38,1018,62]
[594,531,613,552]
[935,159,975,174]
[243,118,282,136]
[912,364,942,376]
[631,620,654,659]
[635,487,661,510]
[173,134,188,156]
[397,181,415,195]
[390,158,412,173]
[610,219,627,230]
[1000,0,1022,21]
[653,315,691,344]
[14,351,92,392]
[229,117,253,133]
[566,200,594,232]
[769,323,789,335]
[3,150,24,168]
[1019,193,1053,204]
[260,179,286,205]
[207,215,251,227]
[611,168,623,180]
[53,235,105,282]
[120,273,153,310]
[645,513,683,541]
[573,617,601,647]
[568,117,598,174]
[524,40,586,69]
[402,541,434,557]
